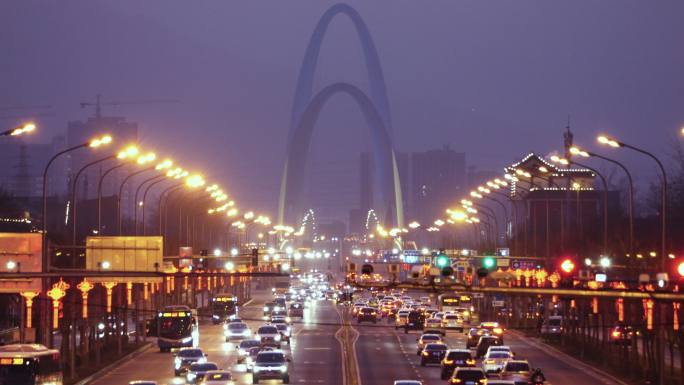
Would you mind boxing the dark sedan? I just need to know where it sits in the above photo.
[420,343,447,366]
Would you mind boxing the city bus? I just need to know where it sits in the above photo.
[156,305,199,352]
[438,293,462,313]
[0,344,62,385]
[211,293,238,324]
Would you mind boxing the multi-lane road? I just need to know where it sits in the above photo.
[88,283,629,385]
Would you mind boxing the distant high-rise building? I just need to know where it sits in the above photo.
[467,166,499,191]
[410,146,466,223]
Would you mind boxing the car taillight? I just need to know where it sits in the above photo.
[486,359,495,364]
[450,379,461,384]
[612,330,621,338]
[493,327,503,334]
[444,359,454,364]
[422,351,429,356]
[466,359,476,365]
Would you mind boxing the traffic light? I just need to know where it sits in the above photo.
[483,257,496,269]
[251,248,259,266]
[677,260,684,278]
[559,258,576,288]
[436,255,449,268]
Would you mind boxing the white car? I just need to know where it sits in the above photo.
[486,345,513,357]
[199,370,232,385]
[224,322,251,341]
[441,314,464,331]
[256,325,282,347]
[481,351,513,373]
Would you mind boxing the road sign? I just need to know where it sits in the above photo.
[492,300,505,307]
[497,258,510,267]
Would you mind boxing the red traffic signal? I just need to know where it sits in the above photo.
[677,260,684,278]
[560,259,575,274]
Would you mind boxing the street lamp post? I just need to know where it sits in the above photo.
[571,146,634,256]
[97,163,128,233]
[598,135,667,271]
[571,160,609,255]
[134,174,165,235]
[118,166,155,235]
[71,154,116,256]
[141,178,170,235]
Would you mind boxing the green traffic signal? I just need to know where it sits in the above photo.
[436,255,449,268]
[483,257,496,269]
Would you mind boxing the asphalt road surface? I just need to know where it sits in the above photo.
[88,285,627,385]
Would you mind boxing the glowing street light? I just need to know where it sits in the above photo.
[2,122,36,137]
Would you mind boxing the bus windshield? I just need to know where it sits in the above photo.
[159,316,192,339]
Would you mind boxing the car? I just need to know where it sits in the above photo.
[252,350,291,384]
[271,310,288,320]
[540,316,563,338]
[288,303,304,317]
[609,322,634,345]
[416,333,443,354]
[237,340,261,363]
[486,345,513,357]
[274,323,292,344]
[274,297,287,310]
[423,327,445,337]
[395,310,410,328]
[449,367,487,385]
[405,310,425,333]
[419,296,431,305]
[481,350,513,373]
[357,307,379,323]
[454,307,472,323]
[440,349,475,379]
[201,370,232,385]
[224,322,251,341]
[173,348,207,376]
[420,343,447,366]
[352,303,366,316]
[271,314,291,324]
[475,336,503,358]
[499,360,532,383]
[424,317,442,329]
[186,362,219,384]
[393,380,423,385]
[257,325,282,347]
[442,313,464,331]
[263,302,277,316]
[479,322,504,341]
[245,346,274,372]
[466,328,489,348]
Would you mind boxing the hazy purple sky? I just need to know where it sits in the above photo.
[2,1,683,218]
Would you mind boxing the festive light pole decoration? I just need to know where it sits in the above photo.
[523,269,533,287]
[77,279,95,319]
[20,291,39,328]
[514,269,523,286]
[102,282,117,313]
[643,299,654,331]
[591,297,598,314]
[548,272,560,288]
[616,298,624,322]
[46,280,70,329]
[674,303,680,331]
[143,283,149,300]
[126,282,133,306]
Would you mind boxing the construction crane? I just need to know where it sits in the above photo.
[80,94,180,119]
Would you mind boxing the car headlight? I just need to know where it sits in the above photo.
[253,366,261,372]
[239,349,247,356]
[274,334,281,341]
[181,337,192,343]
[213,315,219,319]
[264,306,269,312]
[279,365,288,372]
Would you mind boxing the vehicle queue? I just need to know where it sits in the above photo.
[348,289,547,385]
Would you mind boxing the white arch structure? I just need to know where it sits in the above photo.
[277,3,404,227]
